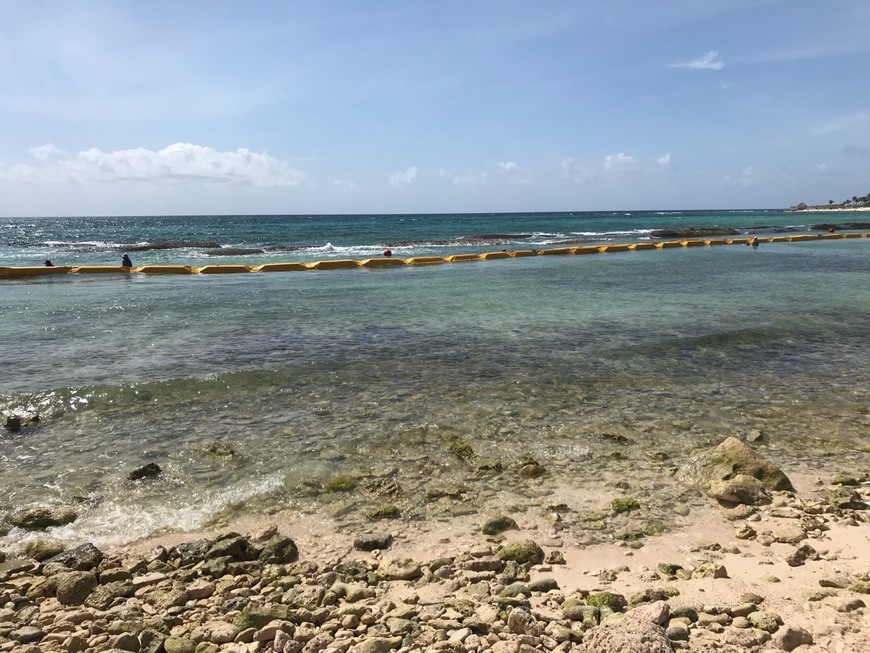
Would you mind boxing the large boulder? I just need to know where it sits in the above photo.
[676,437,794,498]
[580,619,674,653]
[46,543,103,571]
[6,506,77,530]
[53,571,98,605]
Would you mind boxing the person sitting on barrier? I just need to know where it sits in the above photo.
[44,259,54,267]
[122,254,133,268]
[750,237,759,248]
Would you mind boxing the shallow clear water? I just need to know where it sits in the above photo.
[1,213,869,550]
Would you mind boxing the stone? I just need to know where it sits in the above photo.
[234,604,292,630]
[191,621,239,645]
[163,637,197,653]
[185,579,215,600]
[258,535,298,563]
[497,540,545,565]
[507,608,541,636]
[376,559,422,581]
[128,463,163,481]
[709,475,772,505]
[676,436,794,493]
[46,543,103,571]
[785,543,817,567]
[692,563,728,579]
[581,619,674,653]
[629,600,669,626]
[354,636,401,653]
[734,524,756,539]
[24,537,66,561]
[529,577,559,592]
[835,598,865,612]
[669,606,698,623]
[773,527,806,545]
[6,506,78,530]
[773,625,813,651]
[9,626,44,644]
[353,533,393,551]
[586,591,628,612]
[54,571,98,605]
[482,515,519,535]
[666,624,689,641]
[747,610,782,633]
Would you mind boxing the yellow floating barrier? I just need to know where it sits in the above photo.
[196,265,253,274]
[574,246,600,255]
[0,266,71,278]
[841,232,862,239]
[819,232,846,239]
[601,243,633,252]
[445,253,481,262]
[359,258,406,268]
[539,247,574,255]
[656,241,682,249]
[403,256,446,265]
[136,265,195,274]
[633,242,659,250]
[253,262,309,272]
[71,266,132,274]
[305,259,360,270]
[682,239,706,247]
[787,234,820,242]
[508,250,536,257]
[479,251,510,260]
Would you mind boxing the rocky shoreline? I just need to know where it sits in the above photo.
[1,438,869,653]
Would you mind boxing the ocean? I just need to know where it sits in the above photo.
[2,210,870,552]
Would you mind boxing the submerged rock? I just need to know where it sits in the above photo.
[7,506,78,530]
[127,463,163,481]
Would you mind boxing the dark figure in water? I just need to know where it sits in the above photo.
[121,254,133,268]
[44,260,54,267]
[383,249,392,257]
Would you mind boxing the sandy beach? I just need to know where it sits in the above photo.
[2,437,869,653]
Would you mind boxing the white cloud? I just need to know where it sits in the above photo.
[656,153,672,168]
[723,165,761,187]
[495,160,533,184]
[439,168,487,189]
[331,179,356,192]
[670,50,724,70]
[603,152,639,172]
[0,142,306,187]
[388,166,418,186]
[810,112,870,136]
[560,158,593,184]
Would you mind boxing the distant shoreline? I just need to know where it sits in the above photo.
[786,206,870,213]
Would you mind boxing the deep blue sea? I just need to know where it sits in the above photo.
[2,210,869,551]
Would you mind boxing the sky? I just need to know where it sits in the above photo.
[1,0,869,216]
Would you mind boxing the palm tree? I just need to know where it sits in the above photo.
[829,200,834,205]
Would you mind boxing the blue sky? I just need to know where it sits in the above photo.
[1,0,869,216]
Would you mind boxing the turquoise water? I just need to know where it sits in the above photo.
[1,211,869,550]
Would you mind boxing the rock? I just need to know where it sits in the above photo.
[46,543,103,571]
[835,598,865,612]
[773,527,806,545]
[24,537,66,561]
[612,497,641,513]
[849,581,870,594]
[676,437,794,494]
[529,577,559,592]
[6,506,78,530]
[785,543,817,567]
[822,487,868,510]
[666,625,689,641]
[747,611,782,633]
[507,607,541,635]
[497,540,545,565]
[54,571,98,605]
[692,563,728,579]
[234,604,292,630]
[376,559,422,581]
[128,463,163,481]
[519,463,547,478]
[581,619,674,652]
[586,591,628,612]
[709,475,772,505]
[191,621,240,645]
[84,581,134,609]
[353,533,393,551]
[482,515,519,535]
[357,637,403,653]
[163,637,197,653]
[734,524,756,539]
[773,625,813,651]
[629,601,669,626]
[10,626,44,643]
[206,534,253,561]
[259,535,298,563]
